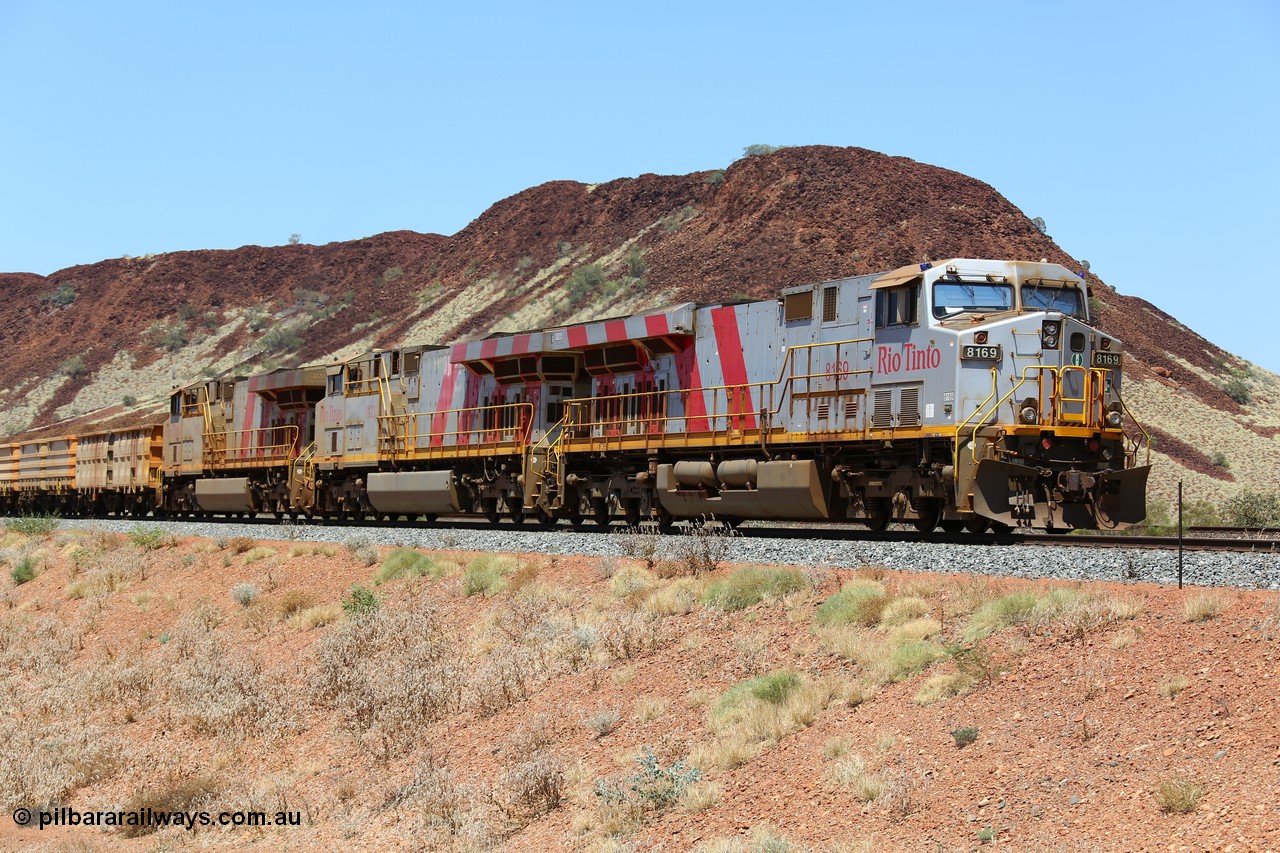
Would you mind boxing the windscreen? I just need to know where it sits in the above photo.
[931,281,1014,318]
[1021,284,1084,318]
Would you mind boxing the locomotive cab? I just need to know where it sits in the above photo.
[898,260,1150,531]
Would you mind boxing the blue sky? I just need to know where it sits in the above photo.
[2,1,1277,371]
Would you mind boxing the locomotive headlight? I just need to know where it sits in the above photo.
[1106,410,1123,427]
[974,331,988,344]
[1020,406,1039,424]
[1041,320,1060,349]
[1100,337,1112,351]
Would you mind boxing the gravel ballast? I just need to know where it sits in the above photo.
[27,517,1280,591]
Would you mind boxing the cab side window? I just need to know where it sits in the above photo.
[875,285,919,329]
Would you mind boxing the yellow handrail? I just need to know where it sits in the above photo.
[1110,387,1151,466]
[954,367,1000,484]
[376,401,535,453]
[966,365,1062,465]
[561,336,875,439]
[203,425,300,468]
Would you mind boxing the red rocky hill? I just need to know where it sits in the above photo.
[1,145,1275,504]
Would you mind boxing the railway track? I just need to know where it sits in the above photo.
[13,514,1278,554]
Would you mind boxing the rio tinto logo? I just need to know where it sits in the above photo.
[877,343,941,374]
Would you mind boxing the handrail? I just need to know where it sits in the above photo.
[203,425,300,467]
[954,367,1000,484]
[561,336,875,438]
[962,361,1054,461]
[377,401,535,450]
[1110,387,1151,466]
[291,441,317,488]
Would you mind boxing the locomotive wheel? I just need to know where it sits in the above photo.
[656,507,676,534]
[964,518,991,534]
[940,520,965,534]
[989,521,1013,534]
[534,506,557,529]
[508,502,525,524]
[624,498,642,528]
[864,512,891,532]
[912,501,942,533]
[591,496,610,528]
[482,498,500,525]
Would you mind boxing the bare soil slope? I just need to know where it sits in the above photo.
[2,527,1278,852]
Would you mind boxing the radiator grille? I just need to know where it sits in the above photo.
[843,397,858,420]
[899,387,921,426]
[822,286,839,322]
[816,402,830,421]
[872,390,893,428]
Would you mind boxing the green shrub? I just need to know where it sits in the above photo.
[260,325,304,353]
[951,726,979,748]
[963,591,1041,641]
[122,394,138,407]
[705,169,726,187]
[659,205,697,232]
[5,513,61,537]
[153,320,189,352]
[60,355,88,378]
[127,525,174,550]
[742,144,782,158]
[1223,489,1280,527]
[462,555,512,597]
[814,579,888,626]
[889,640,945,679]
[714,670,801,718]
[566,263,606,303]
[341,583,380,618]
[1221,376,1251,404]
[39,281,77,308]
[623,246,648,278]
[10,556,38,585]
[381,266,404,283]
[1210,451,1230,469]
[374,548,438,585]
[593,747,702,817]
[701,566,805,611]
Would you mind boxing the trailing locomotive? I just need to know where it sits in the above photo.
[0,258,1151,532]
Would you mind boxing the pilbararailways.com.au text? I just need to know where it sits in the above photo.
[12,806,303,831]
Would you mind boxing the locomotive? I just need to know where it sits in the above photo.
[0,258,1151,532]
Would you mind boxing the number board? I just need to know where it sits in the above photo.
[961,344,1002,360]
[1092,351,1122,368]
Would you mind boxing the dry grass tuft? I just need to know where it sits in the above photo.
[288,603,342,630]
[1111,627,1139,649]
[1157,673,1189,698]
[1156,777,1204,813]
[275,588,315,618]
[830,752,883,801]
[913,672,975,705]
[1184,591,1230,622]
[678,780,721,813]
[224,536,256,554]
[634,696,668,723]
[1105,593,1145,620]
